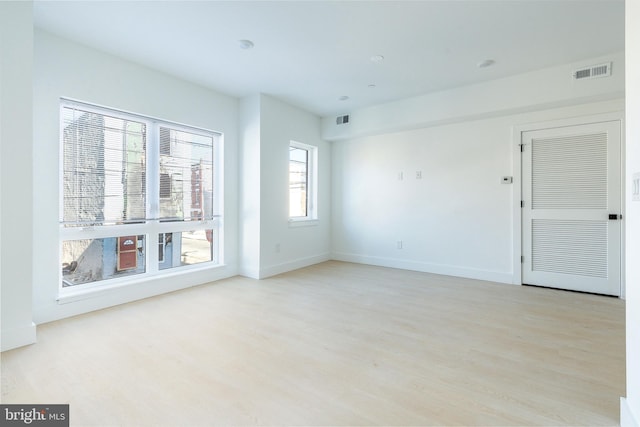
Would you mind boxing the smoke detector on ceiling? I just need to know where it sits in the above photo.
[573,62,612,80]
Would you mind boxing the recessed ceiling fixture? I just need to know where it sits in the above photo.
[238,39,254,50]
[339,95,350,101]
[370,55,384,64]
[477,59,495,68]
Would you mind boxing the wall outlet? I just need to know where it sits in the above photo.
[397,240,403,249]
[416,171,422,179]
[633,172,640,202]
[398,172,404,181]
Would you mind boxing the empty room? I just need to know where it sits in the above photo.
[1,1,640,426]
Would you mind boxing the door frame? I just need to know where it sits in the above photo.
[511,111,626,298]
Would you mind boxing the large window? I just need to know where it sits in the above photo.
[60,100,222,290]
[289,141,317,222]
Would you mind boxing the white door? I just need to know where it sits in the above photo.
[522,121,621,296]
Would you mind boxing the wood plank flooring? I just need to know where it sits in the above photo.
[0,261,625,426]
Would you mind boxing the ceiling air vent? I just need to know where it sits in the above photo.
[573,62,612,80]
[336,115,350,125]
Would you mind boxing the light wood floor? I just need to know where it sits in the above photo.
[1,261,625,426]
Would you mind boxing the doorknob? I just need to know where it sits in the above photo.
[609,214,622,220]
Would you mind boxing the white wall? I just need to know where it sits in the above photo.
[32,30,240,323]
[259,95,331,277]
[332,115,513,283]
[0,1,37,351]
[330,50,625,285]
[239,94,262,278]
[322,52,624,142]
[240,94,331,279]
[332,100,624,284]
[622,0,640,425]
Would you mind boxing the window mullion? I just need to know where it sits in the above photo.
[305,149,309,216]
[310,147,317,214]
[147,122,160,274]
[147,122,160,221]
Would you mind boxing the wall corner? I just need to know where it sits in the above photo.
[1,322,36,352]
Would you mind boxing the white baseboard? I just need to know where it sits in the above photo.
[1,322,37,352]
[259,253,331,279]
[331,252,513,284]
[239,266,260,279]
[622,397,640,427]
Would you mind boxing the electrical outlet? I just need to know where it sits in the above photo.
[416,171,422,179]
[397,240,403,249]
[398,172,404,181]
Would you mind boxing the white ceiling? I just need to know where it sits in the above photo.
[33,1,624,118]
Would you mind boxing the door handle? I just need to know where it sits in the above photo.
[609,214,622,220]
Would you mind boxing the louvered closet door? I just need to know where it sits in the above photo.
[522,121,621,296]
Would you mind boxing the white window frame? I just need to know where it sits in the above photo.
[288,140,318,226]
[58,99,223,295]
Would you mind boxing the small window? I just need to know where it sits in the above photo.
[61,236,146,287]
[159,173,171,199]
[159,229,216,270]
[289,141,317,221]
[159,127,171,155]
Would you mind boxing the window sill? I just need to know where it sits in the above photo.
[288,218,319,228]
[57,262,225,304]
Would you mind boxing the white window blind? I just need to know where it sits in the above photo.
[62,106,146,226]
[159,127,214,222]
